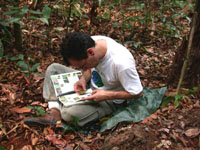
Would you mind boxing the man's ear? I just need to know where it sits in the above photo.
[87,48,95,56]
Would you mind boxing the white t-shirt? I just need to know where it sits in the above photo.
[90,36,143,103]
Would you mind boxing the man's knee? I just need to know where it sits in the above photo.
[60,105,99,126]
[46,63,61,72]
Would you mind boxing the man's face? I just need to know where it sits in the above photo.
[68,48,98,71]
[68,57,97,71]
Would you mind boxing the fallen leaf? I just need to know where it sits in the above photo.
[86,20,90,25]
[10,107,31,113]
[21,145,33,150]
[24,77,30,84]
[46,127,55,135]
[30,101,42,106]
[185,128,200,138]
[138,69,145,76]
[9,92,16,105]
[159,128,170,134]
[78,142,91,150]
[45,134,66,147]
[31,137,38,146]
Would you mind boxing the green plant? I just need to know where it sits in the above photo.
[161,94,184,109]
[0,21,12,44]
[0,145,5,150]
[26,106,46,117]
[10,54,40,75]
[4,4,51,25]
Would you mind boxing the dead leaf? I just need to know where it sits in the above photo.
[46,127,55,135]
[21,145,33,150]
[159,128,170,134]
[24,77,30,84]
[31,133,38,146]
[185,128,200,138]
[10,107,31,113]
[138,69,145,76]
[30,101,43,106]
[150,113,158,119]
[86,20,90,25]
[45,134,66,147]
[9,92,16,105]
[78,141,91,150]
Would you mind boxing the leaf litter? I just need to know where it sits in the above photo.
[0,0,199,149]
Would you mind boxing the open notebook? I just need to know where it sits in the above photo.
[51,71,92,107]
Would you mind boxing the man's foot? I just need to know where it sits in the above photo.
[24,108,61,126]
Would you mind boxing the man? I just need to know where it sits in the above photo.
[24,32,143,126]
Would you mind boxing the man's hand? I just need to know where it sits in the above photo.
[74,78,86,94]
[82,89,109,102]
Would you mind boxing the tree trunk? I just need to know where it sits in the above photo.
[168,1,200,88]
[13,1,23,51]
[13,23,23,51]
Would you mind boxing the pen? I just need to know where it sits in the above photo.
[57,91,76,97]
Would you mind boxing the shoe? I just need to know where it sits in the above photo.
[24,108,61,126]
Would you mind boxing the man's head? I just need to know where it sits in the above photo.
[61,32,96,70]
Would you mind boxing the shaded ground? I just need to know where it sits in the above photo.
[103,105,200,150]
[0,0,200,150]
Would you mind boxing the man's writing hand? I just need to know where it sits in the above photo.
[74,79,86,94]
[82,89,109,102]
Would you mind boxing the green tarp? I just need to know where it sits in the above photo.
[100,87,167,132]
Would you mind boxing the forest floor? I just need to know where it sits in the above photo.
[0,1,200,150]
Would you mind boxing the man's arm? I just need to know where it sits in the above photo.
[74,69,91,93]
[81,69,91,83]
[82,89,143,102]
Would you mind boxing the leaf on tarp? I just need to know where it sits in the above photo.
[100,87,167,132]
[10,107,31,113]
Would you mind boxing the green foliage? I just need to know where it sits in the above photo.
[106,0,194,41]
[10,54,40,74]
[3,4,51,25]
[0,145,5,150]
[27,106,46,117]
[174,94,184,108]
[161,86,198,108]
[161,96,173,108]
[61,124,76,132]
[0,20,12,44]
[186,87,198,95]
[161,94,184,108]
[53,0,84,18]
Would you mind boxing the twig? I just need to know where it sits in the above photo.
[176,12,198,94]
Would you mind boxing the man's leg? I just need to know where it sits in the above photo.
[24,63,76,125]
[60,100,115,126]
[24,63,116,126]
[43,63,76,102]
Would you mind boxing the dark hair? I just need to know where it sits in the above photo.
[60,32,95,65]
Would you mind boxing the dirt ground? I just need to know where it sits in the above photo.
[103,106,200,150]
